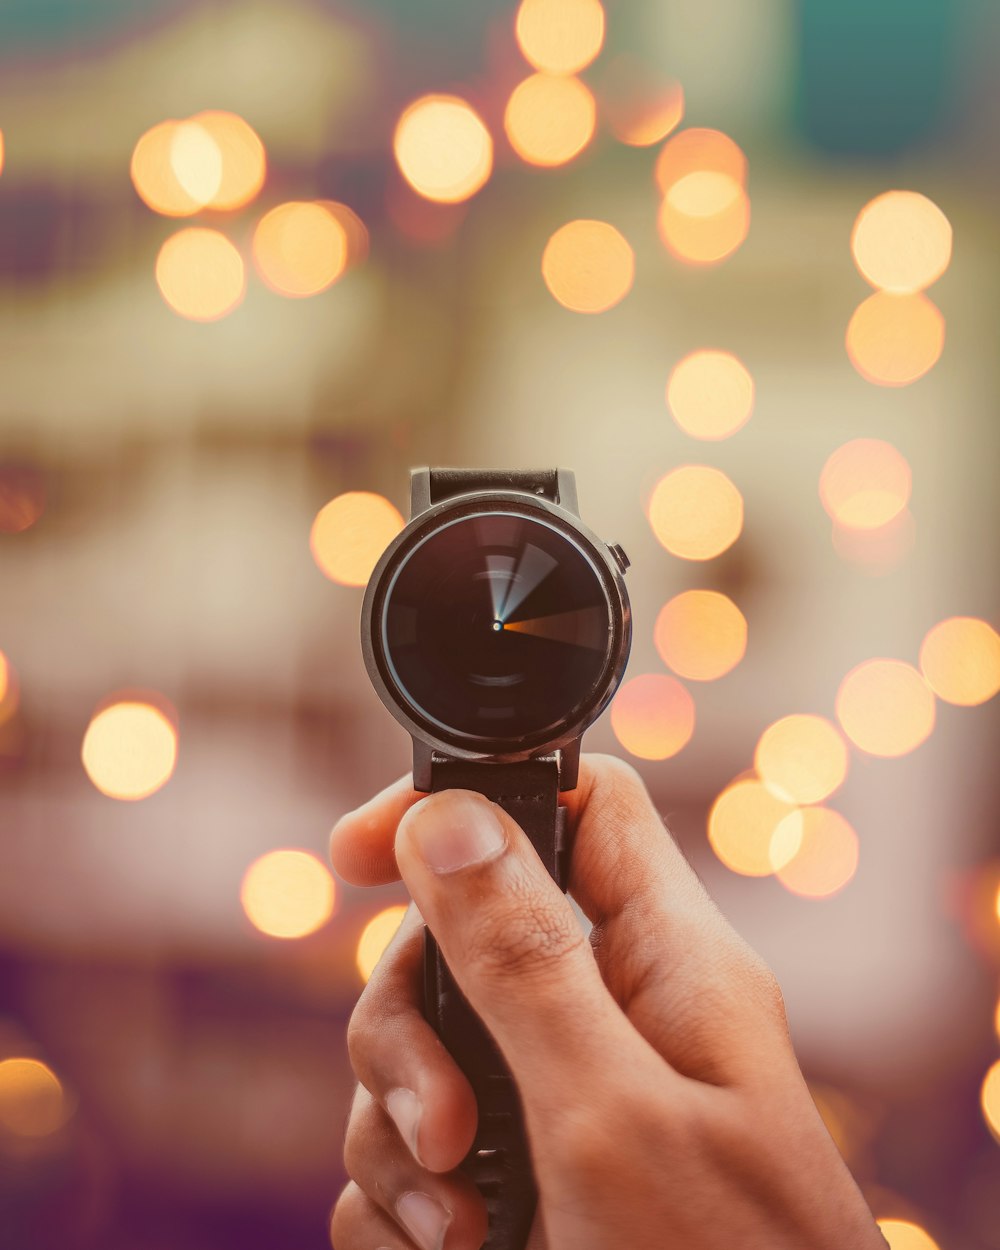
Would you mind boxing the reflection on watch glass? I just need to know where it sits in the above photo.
[382,511,613,742]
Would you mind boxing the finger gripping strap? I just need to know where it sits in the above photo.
[424,757,569,1250]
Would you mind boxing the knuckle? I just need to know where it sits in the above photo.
[341,1087,376,1183]
[328,1180,362,1249]
[556,1075,673,1183]
[346,995,380,1078]
[470,884,585,983]
[741,946,788,1024]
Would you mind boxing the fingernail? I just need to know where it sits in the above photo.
[408,792,505,874]
[396,1190,451,1250]
[386,1086,424,1166]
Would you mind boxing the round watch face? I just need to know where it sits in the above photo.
[379,510,616,746]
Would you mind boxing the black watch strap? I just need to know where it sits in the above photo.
[428,468,559,505]
[422,756,570,1250]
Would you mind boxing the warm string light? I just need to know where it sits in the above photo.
[667,350,754,441]
[131,112,266,217]
[81,699,178,800]
[0,650,18,727]
[310,492,404,587]
[0,1058,70,1137]
[356,905,409,982]
[654,590,747,681]
[709,778,802,878]
[156,228,246,322]
[134,112,365,319]
[393,94,493,204]
[610,673,695,760]
[252,202,349,297]
[514,0,605,75]
[755,715,848,805]
[646,465,743,560]
[847,191,950,385]
[241,850,337,939]
[876,1219,942,1250]
[835,659,935,758]
[654,127,750,266]
[504,73,596,167]
[919,617,1000,706]
[820,438,912,532]
[541,219,634,313]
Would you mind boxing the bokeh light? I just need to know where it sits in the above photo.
[835,659,936,758]
[310,491,404,587]
[654,590,747,681]
[657,175,750,266]
[846,292,945,386]
[252,202,348,298]
[131,120,203,216]
[356,904,409,983]
[772,807,859,898]
[647,465,743,560]
[708,778,802,877]
[192,110,266,212]
[877,1220,941,1250]
[504,73,596,167]
[851,191,952,294]
[155,228,246,322]
[0,1058,69,1137]
[541,219,634,313]
[755,714,849,805]
[0,463,45,533]
[610,673,695,760]
[0,651,18,726]
[132,113,266,217]
[81,701,177,800]
[667,349,754,440]
[241,850,336,940]
[654,127,747,195]
[819,438,911,531]
[169,119,223,206]
[919,617,1000,707]
[602,58,684,147]
[393,95,493,204]
[514,0,605,75]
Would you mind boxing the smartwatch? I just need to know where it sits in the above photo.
[360,467,632,1250]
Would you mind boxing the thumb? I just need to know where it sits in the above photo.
[394,787,645,1115]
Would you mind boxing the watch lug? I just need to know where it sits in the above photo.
[409,468,431,519]
[555,468,579,516]
[558,738,581,791]
[412,738,434,791]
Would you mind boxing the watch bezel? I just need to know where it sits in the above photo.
[360,489,631,765]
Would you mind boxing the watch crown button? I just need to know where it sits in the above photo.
[609,542,630,573]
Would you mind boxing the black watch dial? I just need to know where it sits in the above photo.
[379,510,615,745]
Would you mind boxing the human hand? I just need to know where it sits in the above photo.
[328,753,885,1250]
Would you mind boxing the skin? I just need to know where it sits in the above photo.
[328,753,887,1250]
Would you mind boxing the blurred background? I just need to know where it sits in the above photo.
[0,0,999,1247]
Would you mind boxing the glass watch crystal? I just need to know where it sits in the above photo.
[379,510,615,744]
